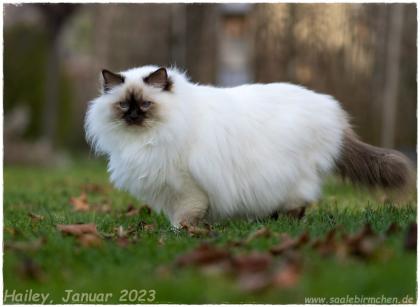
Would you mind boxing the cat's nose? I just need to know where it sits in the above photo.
[129,109,138,119]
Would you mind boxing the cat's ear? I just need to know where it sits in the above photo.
[102,69,124,92]
[143,67,172,91]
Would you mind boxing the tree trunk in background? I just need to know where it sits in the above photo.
[38,4,78,145]
[93,4,218,84]
[185,4,219,84]
[252,3,415,149]
[170,4,187,68]
[93,4,173,70]
[371,5,388,144]
[42,31,60,145]
[380,5,404,148]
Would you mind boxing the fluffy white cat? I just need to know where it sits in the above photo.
[85,66,412,227]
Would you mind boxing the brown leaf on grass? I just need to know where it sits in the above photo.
[180,222,211,236]
[69,193,90,212]
[94,202,112,213]
[404,223,417,251]
[116,237,131,247]
[81,183,106,194]
[311,225,383,260]
[345,224,383,258]
[270,232,309,255]
[5,238,45,252]
[78,233,102,247]
[143,223,156,232]
[18,258,45,281]
[312,228,338,257]
[57,223,98,236]
[346,224,374,244]
[386,222,401,235]
[175,243,231,267]
[125,204,140,216]
[158,237,165,245]
[272,260,302,288]
[232,252,272,273]
[112,225,138,247]
[234,253,278,293]
[237,272,272,293]
[28,212,44,222]
[244,227,272,243]
[57,224,102,247]
[156,265,172,279]
[4,227,19,236]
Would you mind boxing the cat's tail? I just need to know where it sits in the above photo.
[335,129,415,190]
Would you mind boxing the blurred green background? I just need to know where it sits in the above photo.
[4,3,417,167]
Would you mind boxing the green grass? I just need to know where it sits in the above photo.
[3,159,417,304]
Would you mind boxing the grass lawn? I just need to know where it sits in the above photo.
[3,159,417,304]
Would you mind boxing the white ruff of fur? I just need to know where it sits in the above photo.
[85,65,349,225]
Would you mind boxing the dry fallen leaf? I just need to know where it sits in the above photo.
[232,252,272,274]
[69,193,90,212]
[125,204,140,216]
[405,223,417,251]
[117,237,131,247]
[57,224,102,247]
[5,238,45,252]
[176,243,231,267]
[312,228,338,257]
[386,222,400,235]
[345,224,383,258]
[81,183,105,194]
[245,227,272,243]
[180,222,211,236]
[18,257,45,281]
[57,223,98,236]
[78,233,102,247]
[5,227,18,236]
[156,265,172,279]
[143,223,156,232]
[94,202,112,213]
[28,212,44,222]
[237,272,272,293]
[158,237,165,245]
[270,232,309,255]
[272,260,301,288]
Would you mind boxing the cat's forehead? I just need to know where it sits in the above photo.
[120,85,144,100]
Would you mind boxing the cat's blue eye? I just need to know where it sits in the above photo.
[141,100,152,110]
[119,101,129,110]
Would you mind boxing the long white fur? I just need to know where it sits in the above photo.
[85,65,350,226]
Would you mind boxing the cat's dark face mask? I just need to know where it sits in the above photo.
[101,67,172,127]
[118,93,152,126]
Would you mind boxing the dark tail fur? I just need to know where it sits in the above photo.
[336,129,415,189]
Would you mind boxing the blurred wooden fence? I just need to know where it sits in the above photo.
[4,3,417,152]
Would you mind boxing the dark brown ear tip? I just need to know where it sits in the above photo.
[157,67,167,75]
[101,69,111,77]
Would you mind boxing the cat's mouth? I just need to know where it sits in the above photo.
[123,112,146,126]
